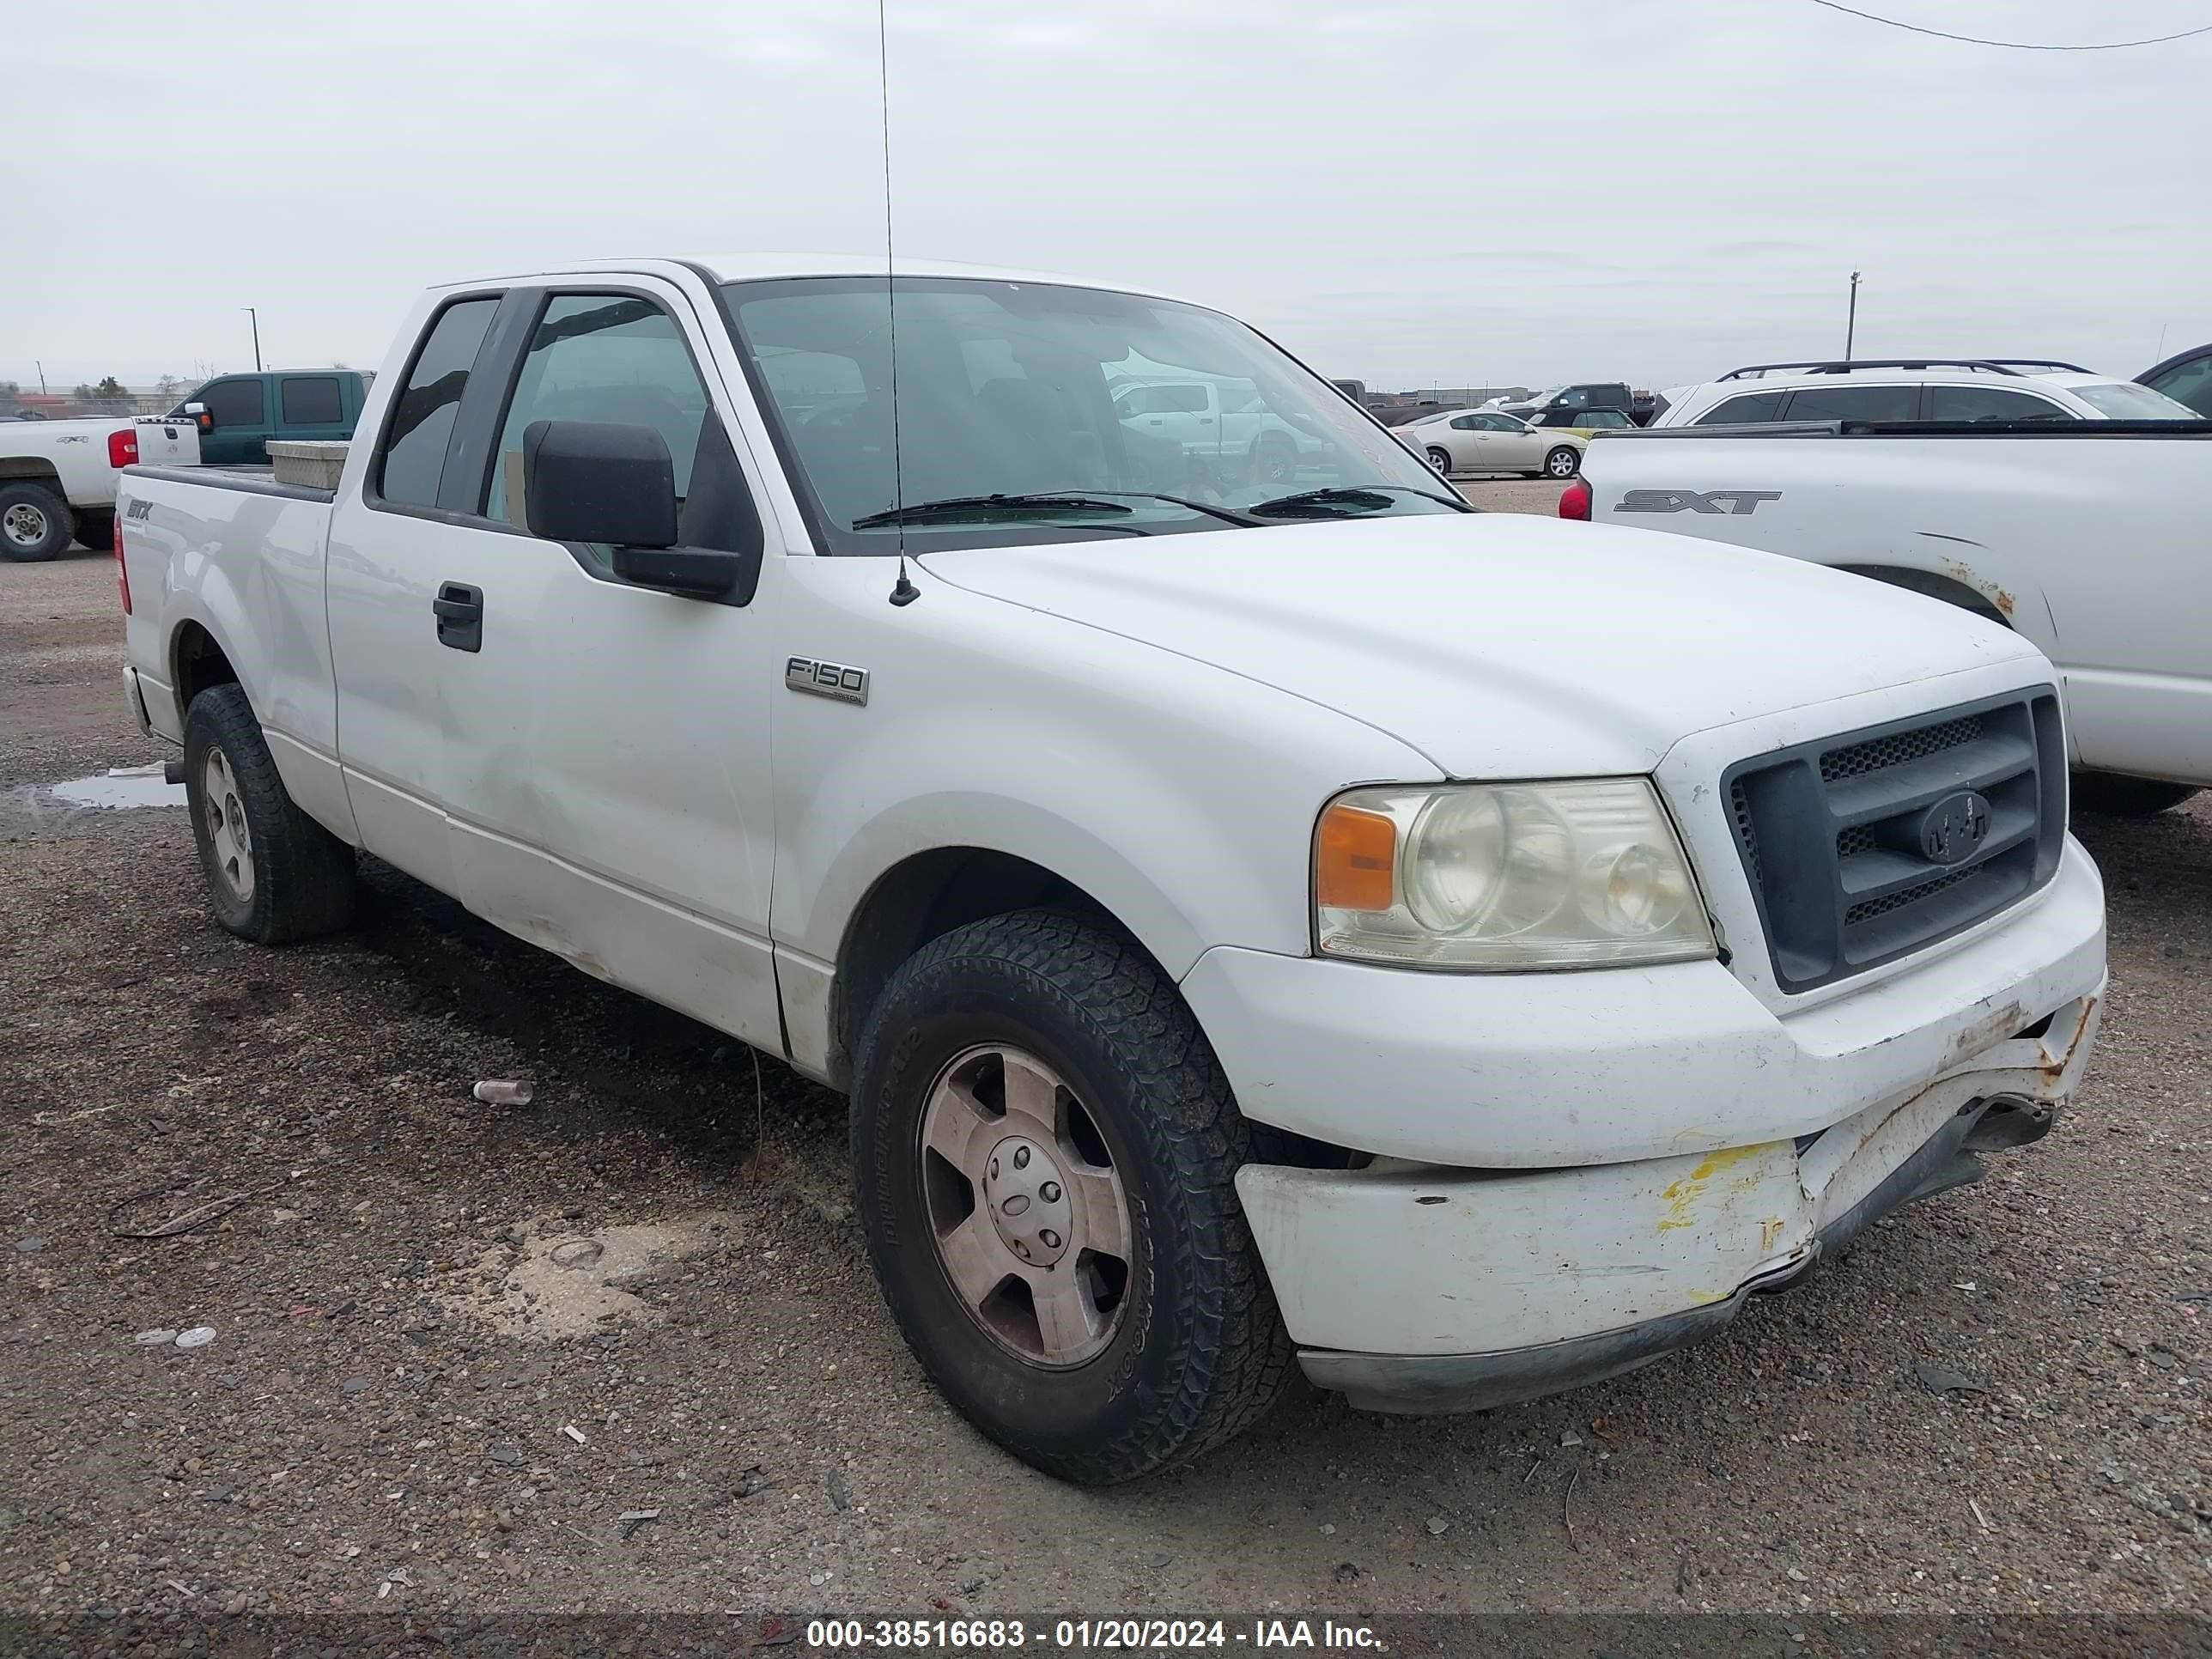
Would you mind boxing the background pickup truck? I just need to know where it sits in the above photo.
[1570,418,2212,815]
[118,256,2104,1485]
[166,368,371,466]
[0,412,198,560]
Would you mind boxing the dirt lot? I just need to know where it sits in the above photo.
[6,524,2212,1639]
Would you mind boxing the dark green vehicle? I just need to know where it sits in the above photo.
[168,369,371,466]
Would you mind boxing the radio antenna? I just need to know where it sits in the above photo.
[879,0,918,606]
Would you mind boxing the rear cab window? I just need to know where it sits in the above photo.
[373,298,501,508]
[280,376,345,425]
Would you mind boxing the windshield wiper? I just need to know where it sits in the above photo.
[1245,483,1474,518]
[1066,490,1262,526]
[853,489,1261,531]
[852,493,1139,530]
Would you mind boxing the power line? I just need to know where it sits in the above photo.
[1807,0,2212,50]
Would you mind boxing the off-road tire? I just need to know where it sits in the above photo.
[0,482,73,562]
[72,508,114,551]
[182,684,358,944]
[2070,771,2200,818]
[851,908,1292,1485]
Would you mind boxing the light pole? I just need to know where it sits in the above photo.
[1844,270,1862,361]
[243,307,263,373]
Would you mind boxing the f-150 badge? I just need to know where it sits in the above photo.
[786,656,869,706]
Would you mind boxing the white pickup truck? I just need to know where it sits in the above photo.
[2,414,199,561]
[116,256,2106,1484]
[1570,417,2212,816]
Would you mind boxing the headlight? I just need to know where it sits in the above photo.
[1314,779,1716,970]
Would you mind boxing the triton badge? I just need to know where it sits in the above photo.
[786,656,869,706]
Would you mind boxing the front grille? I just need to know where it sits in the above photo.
[1723,691,2066,993]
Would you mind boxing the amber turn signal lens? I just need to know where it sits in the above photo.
[1316,804,1396,912]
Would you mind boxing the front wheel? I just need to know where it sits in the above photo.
[1543,445,1581,479]
[2071,771,2200,817]
[851,909,1291,1485]
[183,684,359,944]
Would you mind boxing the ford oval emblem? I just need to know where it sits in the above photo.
[1918,790,1993,866]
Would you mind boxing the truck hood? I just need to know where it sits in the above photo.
[920,513,2045,778]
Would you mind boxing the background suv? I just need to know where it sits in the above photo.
[1656,358,2197,427]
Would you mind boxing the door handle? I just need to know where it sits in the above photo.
[433,581,483,653]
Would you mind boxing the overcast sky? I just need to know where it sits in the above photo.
[10,0,2210,392]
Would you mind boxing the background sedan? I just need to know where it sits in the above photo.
[1396,408,1586,479]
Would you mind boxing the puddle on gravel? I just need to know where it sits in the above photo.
[440,1210,739,1340]
[50,765,185,810]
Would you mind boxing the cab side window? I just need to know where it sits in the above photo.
[484,294,712,534]
[2147,353,2212,418]
[200,378,267,428]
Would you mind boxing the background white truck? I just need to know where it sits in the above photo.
[1,414,198,560]
[1570,416,2212,815]
[116,256,2104,1484]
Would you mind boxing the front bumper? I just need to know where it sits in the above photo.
[1185,834,2106,1169]
[1240,987,2099,1413]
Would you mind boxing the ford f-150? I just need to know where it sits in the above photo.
[115,256,2106,1484]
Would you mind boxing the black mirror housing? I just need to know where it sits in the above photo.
[523,420,679,549]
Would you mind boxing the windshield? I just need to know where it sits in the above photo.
[721,276,1461,552]
[2067,380,2200,420]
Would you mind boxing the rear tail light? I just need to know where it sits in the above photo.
[114,512,131,615]
[108,428,139,467]
[1559,477,1592,520]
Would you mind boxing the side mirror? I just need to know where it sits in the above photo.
[525,419,679,548]
[185,401,211,432]
[523,418,751,599]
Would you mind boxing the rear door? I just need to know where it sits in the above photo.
[325,292,507,890]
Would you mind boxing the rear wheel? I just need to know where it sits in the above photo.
[0,483,72,562]
[851,909,1291,1485]
[1543,445,1581,479]
[183,684,359,944]
[1425,446,1455,477]
[2071,771,2200,817]
[72,508,114,551]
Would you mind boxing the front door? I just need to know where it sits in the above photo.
[194,376,270,465]
[418,281,787,1054]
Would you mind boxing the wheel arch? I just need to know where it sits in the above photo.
[1833,563,2014,629]
[828,846,1134,1091]
[0,459,68,492]
[171,617,244,714]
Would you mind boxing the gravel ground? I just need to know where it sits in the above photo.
[6,533,2212,1638]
